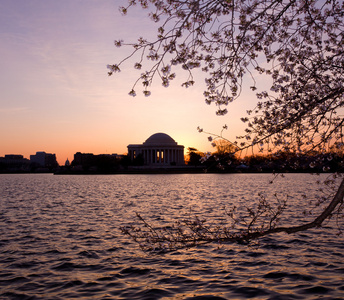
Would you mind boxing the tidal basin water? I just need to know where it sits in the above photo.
[0,173,343,300]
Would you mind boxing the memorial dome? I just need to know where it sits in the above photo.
[143,133,177,146]
[128,132,185,166]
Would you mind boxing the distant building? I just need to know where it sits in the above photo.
[4,154,26,161]
[30,151,58,168]
[72,152,94,166]
[72,153,123,166]
[127,133,185,166]
[71,152,120,172]
[0,154,30,172]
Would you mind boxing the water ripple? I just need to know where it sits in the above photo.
[0,173,343,299]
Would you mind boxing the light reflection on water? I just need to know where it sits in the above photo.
[0,173,343,299]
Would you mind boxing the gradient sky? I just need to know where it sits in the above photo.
[0,0,257,165]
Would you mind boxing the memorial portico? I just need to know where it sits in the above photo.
[128,133,185,166]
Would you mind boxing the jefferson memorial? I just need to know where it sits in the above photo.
[127,133,185,166]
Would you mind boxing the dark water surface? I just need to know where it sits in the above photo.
[0,173,343,299]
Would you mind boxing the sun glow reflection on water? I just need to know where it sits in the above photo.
[0,173,343,299]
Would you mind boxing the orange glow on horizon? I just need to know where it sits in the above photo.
[0,1,256,166]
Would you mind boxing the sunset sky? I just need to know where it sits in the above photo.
[0,0,257,165]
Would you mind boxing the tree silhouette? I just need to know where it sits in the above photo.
[110,0,344,251]
[186,147,203,166]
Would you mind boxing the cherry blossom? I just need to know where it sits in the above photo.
[112,0,344,251]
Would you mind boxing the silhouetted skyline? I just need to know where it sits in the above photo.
[0,1,257,165]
